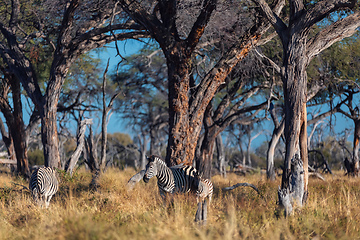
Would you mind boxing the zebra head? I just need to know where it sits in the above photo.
[143,156,158,183]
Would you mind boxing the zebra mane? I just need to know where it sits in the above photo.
[170,163,185,169]
[151,156,168,167]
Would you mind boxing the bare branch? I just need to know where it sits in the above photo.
[306,11,360,60]
[301,0,356,31]
[253,46,281,74]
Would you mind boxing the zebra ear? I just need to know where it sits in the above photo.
[146,155,151,163]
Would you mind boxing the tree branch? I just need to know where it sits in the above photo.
[185,0,217,55]
[252,0,287,42]
[306,11,360,61]
[301,0,356,31]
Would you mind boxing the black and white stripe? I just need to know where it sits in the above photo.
[195,177,213,223]
[196,178,213,204]
[29,167,59,208]
[143,155,199,196]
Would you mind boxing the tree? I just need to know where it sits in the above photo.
[0,0,149,168]
[112,46,169,167]
[337,89,360,175]
[118,0,285,175]
[253,0,360,214]
[0,68,39,177]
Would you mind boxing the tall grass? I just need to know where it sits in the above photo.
[0,167,359,239]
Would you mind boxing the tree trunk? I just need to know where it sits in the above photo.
[216,134,226,178]
[41,106,61,168]
[198,134,216,179]
[150,129,158,156]
[267,120,284,181]
[247,136,252,167]
[253,0,360,216]
[352,119,360,175]
[165,57,200,166]
[299,102,309,202]
[84,127,99,173]
[0,118,15,161]
[10,76,29,177]
[196,104,220,179]
[140,133,148,170]
[281,32,308,191]
[65,119,92,176]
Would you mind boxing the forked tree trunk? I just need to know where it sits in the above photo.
[65,119,92,176]
[41,73,68,169]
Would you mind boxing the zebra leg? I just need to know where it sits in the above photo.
[160,190,167,202]
[202,198,208,224]
[40,195,46,208]
[45,195,53,208]
[195,201,203,222]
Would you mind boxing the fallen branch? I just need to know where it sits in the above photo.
[126,170,146,191]
[223,182,260,193]
[11,182,29,191]
[0,159,16,164]
[222,182,266,202]
[309,172,325,181]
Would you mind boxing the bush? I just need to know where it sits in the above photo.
[28,149,44,166]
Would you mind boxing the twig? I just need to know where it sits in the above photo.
[11,182,29,191]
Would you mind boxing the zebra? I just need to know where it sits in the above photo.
[143,155,213,223]
[143,155,199,197]
[29,167,59,208]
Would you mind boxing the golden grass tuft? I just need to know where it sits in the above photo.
[0,168,360,239]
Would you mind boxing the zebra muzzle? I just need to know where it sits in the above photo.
[143,175,149,183]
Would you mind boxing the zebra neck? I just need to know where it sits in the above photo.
[156,163,173,186]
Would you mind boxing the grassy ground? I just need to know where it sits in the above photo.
[0,167,359,240]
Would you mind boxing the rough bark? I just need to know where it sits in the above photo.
[10,75,29,177]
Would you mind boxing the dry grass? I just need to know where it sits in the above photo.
[0,168,359,239]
